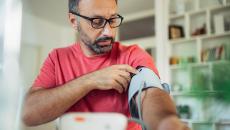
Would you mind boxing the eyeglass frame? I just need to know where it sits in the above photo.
[69,10,124,29]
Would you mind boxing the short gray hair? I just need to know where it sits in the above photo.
[68,0,118,12]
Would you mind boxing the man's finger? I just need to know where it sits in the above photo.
[118,73,130,92]
[119,64,138,74]
[117,75,129,92]
[113,80,124,93]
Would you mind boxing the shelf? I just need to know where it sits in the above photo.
[169,9,206,20]
[170,60,230,70]
[182,119,230,124]
[190,34,208,40]
[215,120,230,125]
[209,4,230,12]
[170,14,185,20]
[182,119,215,123]
[169,5,230,20]
[169,31,230,44]
[202,31,230,40]
[189,9,206,16]
[123,9,155,22]
[170,64,191,70]
[169,37,196,44]
[122,36,156,49]
[171,91,218,97]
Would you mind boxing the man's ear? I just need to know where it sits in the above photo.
[68,13,78,30]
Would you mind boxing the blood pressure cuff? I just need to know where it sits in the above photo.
[128,66,170,118]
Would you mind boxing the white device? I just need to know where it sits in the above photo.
[57,113,128,130]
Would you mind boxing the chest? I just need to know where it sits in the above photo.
[54,53,129,85]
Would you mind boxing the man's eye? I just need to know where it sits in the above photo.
[93,18,105,25]
[109,18,118,24]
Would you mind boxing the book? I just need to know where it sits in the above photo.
[214,14,225,34]
[201,45,226,62]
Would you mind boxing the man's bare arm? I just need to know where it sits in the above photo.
[141,88,190,130]
[22,77,93,126]
[22,64,137,126]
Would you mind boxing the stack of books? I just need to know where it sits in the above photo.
[201,44,229,62]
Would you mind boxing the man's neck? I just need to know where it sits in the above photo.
[78,41,95,57]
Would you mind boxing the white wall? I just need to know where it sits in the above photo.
[0,1,5,66]
[21,11,75,66]
[20,2,75,130]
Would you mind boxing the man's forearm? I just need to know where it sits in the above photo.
[141,88,189,130]
[23,64,137,126]
[22,77,93,126]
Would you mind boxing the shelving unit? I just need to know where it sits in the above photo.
[117,1,229,129]
[118,9,156,60]
[168,0,230,130]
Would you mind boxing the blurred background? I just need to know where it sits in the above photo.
[0,0,230,130]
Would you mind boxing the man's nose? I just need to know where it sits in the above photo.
[101,22,113,37]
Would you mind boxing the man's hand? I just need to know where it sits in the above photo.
[80,64,138,93]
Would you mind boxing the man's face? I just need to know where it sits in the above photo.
[75,0,118,55]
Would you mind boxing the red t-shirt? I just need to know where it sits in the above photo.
[33,42,159,130]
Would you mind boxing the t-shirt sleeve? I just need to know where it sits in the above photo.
[32,50,56,88]
[129,45,160,78]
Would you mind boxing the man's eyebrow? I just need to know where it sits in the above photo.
[91,13,119,18]
[111,13,119,17]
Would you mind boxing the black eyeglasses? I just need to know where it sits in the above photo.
[69,11,124,29]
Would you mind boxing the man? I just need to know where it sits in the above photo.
[22,0,189,130]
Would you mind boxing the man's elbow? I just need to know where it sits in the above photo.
[22,101,42,127]
[22,109,38,126]
[22,115,33,126]
[158,115,190,130]
[22,87,43,126]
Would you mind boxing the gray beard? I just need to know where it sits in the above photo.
[78,25,114,54]
[85,43,113,54]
